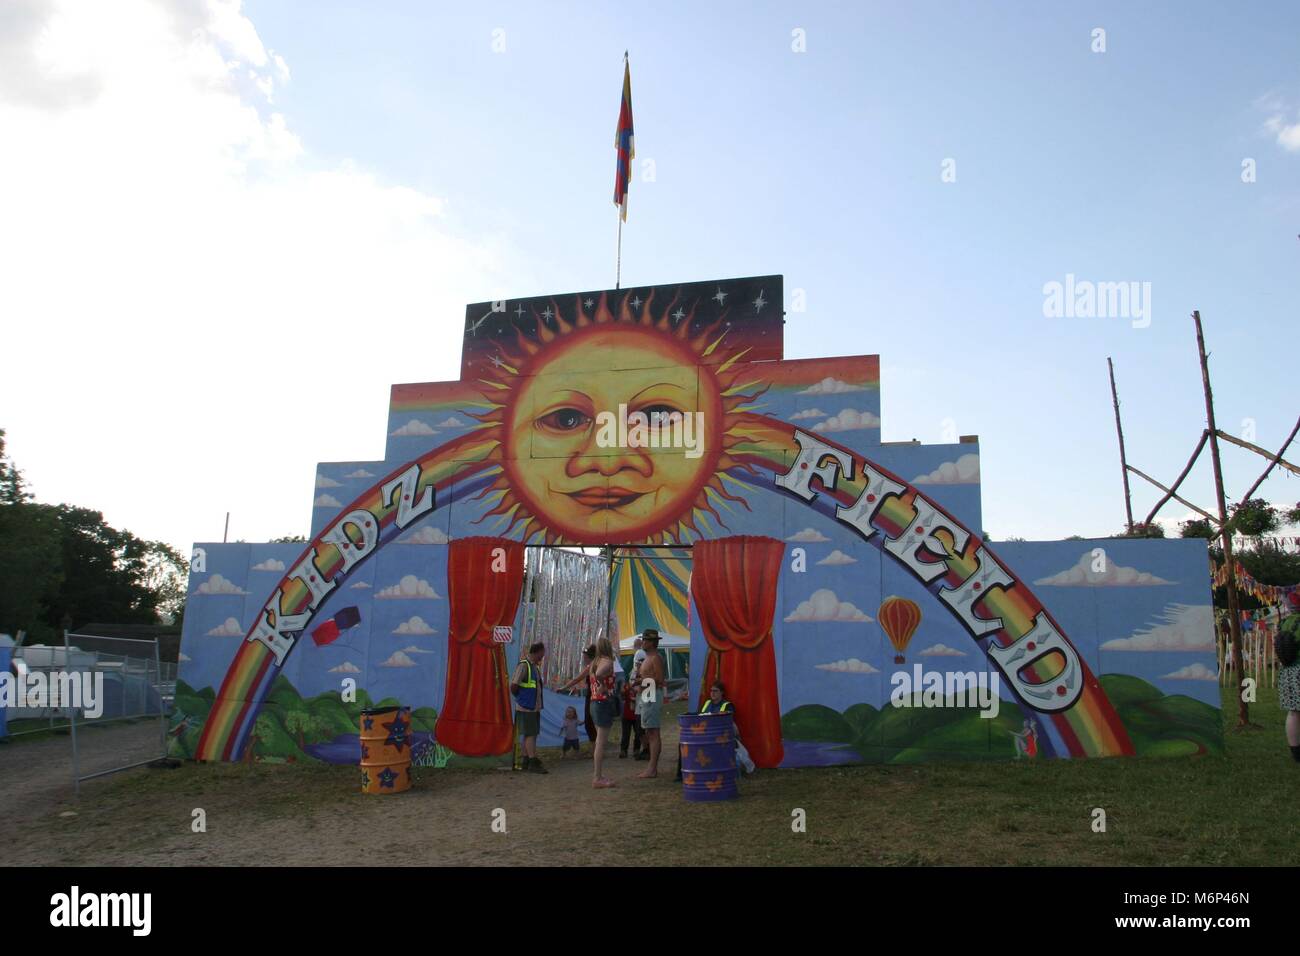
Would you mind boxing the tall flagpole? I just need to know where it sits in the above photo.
[615,50,629,289]
[616,216,622,289]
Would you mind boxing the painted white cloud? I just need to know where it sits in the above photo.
[379,651,418,668]
[787,528,830,543]
[0,0,510,562]
[313,493,343,508]
[197,574,247,595]
[401,645,435,654]
[1160,662,1217,681]
[812,409,881,433]
[918,643,967,657]
[1034,552,1174,587]
[350,581,372,589]
[178,652,191,663]
[816,549,857,566]
[251,558,285,572]
[390,419,436,437]
[799,377,865,395]
[393,615,437,635]
[785,588,872,622]
[1101,604,1214,652]
[205,616,244,636]
[437,415,467,428]
[398,525,450,545]
[344,469,376,479]
[329,661,361,674]
[789,408,827,421]
[377,575,441,600]
[815,658,879,674]
[315,473,341,488]
[912,453,980,485]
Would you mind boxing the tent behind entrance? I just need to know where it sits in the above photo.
[610,547,690,643]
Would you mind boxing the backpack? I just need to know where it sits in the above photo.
[1276,616,1299,668]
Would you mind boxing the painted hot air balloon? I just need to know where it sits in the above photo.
[878,596,921,664]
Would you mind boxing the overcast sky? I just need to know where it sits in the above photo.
[1,0,1297,557]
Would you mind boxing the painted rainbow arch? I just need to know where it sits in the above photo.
[195,418,1133,763]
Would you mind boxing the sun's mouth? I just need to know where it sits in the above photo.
[563,486,648,510]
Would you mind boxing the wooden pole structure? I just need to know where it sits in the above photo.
[1108,358,1135,533]
[1193,310,1252,728]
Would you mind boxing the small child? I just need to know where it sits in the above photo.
[560,705,582,758]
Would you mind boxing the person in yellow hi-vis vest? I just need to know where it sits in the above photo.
[511,642,547,774]
[677,681,755,779]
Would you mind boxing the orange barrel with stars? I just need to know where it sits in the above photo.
[360,706,412,795]
[678,712,738,802]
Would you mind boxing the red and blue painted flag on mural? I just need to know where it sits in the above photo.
[613,55,634,220]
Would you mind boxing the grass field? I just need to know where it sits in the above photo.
[2,685,1295,866]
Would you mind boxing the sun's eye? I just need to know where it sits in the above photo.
[536,407,592,433]
[638,403,683,420]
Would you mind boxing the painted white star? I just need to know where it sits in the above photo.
[542,306,553,321]
[713,287,728,306]
[672,307,686,321]
[514,304,525,318]
[489,354,506,368]
[630,296,642,310]
[753,290,767,314]
[584,298,594,309]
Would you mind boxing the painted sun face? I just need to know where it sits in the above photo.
[474,292,760,545]
[503,328,722,542]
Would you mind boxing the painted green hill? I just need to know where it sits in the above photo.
[781,704,856,742]
[1100,674,1224,757]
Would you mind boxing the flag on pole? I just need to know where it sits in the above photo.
[614,53,634,221]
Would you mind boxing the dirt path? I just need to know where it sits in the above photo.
[0,717,688,867]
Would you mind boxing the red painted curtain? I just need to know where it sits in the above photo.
[692,535,785,768]
[434,537,525,757]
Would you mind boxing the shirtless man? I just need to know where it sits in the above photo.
[635,632,665,778]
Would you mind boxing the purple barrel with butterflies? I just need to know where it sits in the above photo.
[678,712,738,802]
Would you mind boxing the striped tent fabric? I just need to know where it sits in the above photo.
[611,547,690,642]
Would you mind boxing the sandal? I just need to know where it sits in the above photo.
[593,778,617,789]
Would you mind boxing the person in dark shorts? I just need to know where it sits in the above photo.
[511,642,547,773]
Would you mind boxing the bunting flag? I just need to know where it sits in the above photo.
[1210,559,1300,605]
[613,54,634,220]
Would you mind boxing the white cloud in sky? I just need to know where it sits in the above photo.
[1263,112,1300,152]
[377,574,441,599]
[1101,604,1214,652]
[1160,662,1217,681]
[251,557,285,572]
[349,581,371,589]
[789,408,827,420]
[393,615,437,635]
[786,528,830,543]
[205,616,244,636]
[315,474,342,488]
[329,661,361,674]
[398,525,450,545]
[390,420,437,437]
[380,650,418,668]
[401,644,434,654]
[799,377,865,395]
[816,549,857,565]
[815,658,878,674]
[812,409,881,432]
[437,415,467,428]
[344,469,375,479]
[784,588,872,622]
[196,573,246,595]
[913,453,980,485]
[1035,552,1173,587]
[313,494,343,508]
[918,643,967,657]
[0,0,513,558]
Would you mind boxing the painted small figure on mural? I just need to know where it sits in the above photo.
[1010,719,1039,759]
